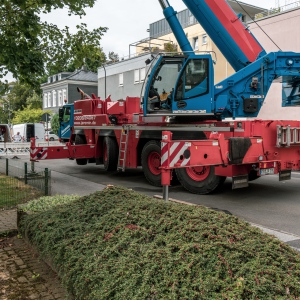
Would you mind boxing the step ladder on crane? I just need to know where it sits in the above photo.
[117,126,130,171]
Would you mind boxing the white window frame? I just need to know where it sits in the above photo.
[140,67,146,83]
[193,37,199,50]
[134,69,140,84]
[48,92,51,107]
[52,90,57,107]
[44,93,48,108]
[119,73,124,87]
[62,89,67,103]
[202,34,208,45]
[58,90,62,106]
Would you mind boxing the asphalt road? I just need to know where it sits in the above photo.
[26,157,300,238]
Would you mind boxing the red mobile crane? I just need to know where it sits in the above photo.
[31,0,300,194]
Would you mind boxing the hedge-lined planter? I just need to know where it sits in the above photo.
[18,186,300,300]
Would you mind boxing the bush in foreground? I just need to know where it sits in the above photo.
[19,186,300,299]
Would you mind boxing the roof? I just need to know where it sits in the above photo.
[65,68,97,82]
[41,66,97,87]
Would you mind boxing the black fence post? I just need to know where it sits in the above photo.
[45,168,49,196]
[5,158,8,176]
[24,162,28,184]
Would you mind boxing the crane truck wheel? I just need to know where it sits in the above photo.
[175,166,226,194]
[141,140,162,187]
[75,134,88,165]
[103,137,118,171]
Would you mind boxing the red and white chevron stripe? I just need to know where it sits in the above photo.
[30,147,48,160]
[161,141,190,168]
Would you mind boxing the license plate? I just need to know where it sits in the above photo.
[260,168,275,175]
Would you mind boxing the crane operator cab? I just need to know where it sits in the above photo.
[143,53,214,117]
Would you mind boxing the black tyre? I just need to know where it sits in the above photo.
[49,137,54,141]
[103,137,118,171]
[175,166,226,194]
[141,140,162,187]
[75,134,87,165]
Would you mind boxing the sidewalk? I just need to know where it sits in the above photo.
[0,174,106,299]
[0,209,68,300]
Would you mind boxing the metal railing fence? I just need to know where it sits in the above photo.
[0,158,51,209]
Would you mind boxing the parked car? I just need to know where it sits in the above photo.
[45,131,59,141]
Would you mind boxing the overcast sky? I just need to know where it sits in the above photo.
[42,0,281,58]
[5,0,283,81]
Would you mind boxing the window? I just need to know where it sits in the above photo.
[119,73,123,87]
[58,90,62,106]
[52,90,57,107]
[44,94,48,108]
[193,37,199,50]
[48,92,51,107]
[134,69,140,84]
[202,34,207,45]
[175,58,209,101]
[63,89,67,103]
[63,106,71,123]
[140,68,146,83]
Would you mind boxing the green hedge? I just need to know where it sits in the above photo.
[19,186,300,299]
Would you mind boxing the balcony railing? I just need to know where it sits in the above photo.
[255,1,300,20]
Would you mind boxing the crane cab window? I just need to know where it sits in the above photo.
[63,107,71,122]
[175,58,209,101]
[149,58,184,97]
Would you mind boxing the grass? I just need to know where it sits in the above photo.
[19,186,300,300]
[0,175,43,208]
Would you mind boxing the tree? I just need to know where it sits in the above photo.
[45,23,107,75]
[164,42,178,53]
[12,106,52,124]
[51,113,60,135]
[0,0,106,93]
[0,82,33,123]
[107,51,119,64]
[26,93,43,110]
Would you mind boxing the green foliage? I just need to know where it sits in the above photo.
[164,42,178,53]
[19,186,300,300]
[51,113,60,135]
[45,23,107,74]
[20,195,80,212]
[106,51,119,64]
[0,175,43,209]
[0,0,104,91]
[0,82,31,123]
[12,106,52,124]
[26,92,43,109]
[0,82,46,123]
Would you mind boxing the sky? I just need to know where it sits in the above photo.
[42,0,280,59]
[5,0,282,81]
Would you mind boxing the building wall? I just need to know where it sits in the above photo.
[68,84,98,102]
[98,54,150,100]
[42,82,97,114]
[249,8,300,120]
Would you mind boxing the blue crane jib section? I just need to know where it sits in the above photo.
[182,0,266,71]
[159,0,193,54]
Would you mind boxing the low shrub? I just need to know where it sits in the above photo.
[19,186,300,300]
[19,195,80,212]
